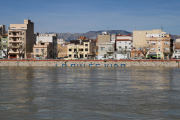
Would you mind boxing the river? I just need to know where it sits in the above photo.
[0,67,180,119]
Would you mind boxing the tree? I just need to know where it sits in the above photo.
[0,45,12,59]
[18,44,26,59]
[118,47,128,59]
[139,44,150,59]
[50,47,62,59]
[106,46,114,58]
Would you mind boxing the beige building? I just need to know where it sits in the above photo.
[32,42,52,59]
[57,43,69,58]
[98,42,114,59]
[97,32,111,44]
[67,41,90,59]
[133,29,165,47]
[8,19,34,59]
[146,34,173,59]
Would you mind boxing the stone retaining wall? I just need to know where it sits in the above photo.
[0,60,179,67]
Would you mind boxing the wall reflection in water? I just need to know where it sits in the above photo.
[0,67,180,119]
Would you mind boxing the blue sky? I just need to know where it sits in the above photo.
[0,0,180,35]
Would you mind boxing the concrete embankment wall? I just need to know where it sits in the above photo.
[0,60,179,67]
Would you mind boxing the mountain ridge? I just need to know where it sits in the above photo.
[55,30,132,41]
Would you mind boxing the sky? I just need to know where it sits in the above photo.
[0,0,180,35]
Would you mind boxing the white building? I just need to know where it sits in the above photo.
[114,35,132,59]
[57,39,65,44]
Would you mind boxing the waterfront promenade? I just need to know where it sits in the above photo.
[0,59,180,67]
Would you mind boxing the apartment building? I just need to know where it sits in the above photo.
[0,25,5,36]
[32,42,52,59]
[8,19,34,59]
[0,34,8,58]
[36,33,57,58]
[146,34,173,59]
[133,29,165,47]
[57,39,65,44]
[67,41,90,60]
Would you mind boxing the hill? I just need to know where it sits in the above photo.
[56,30,132,41]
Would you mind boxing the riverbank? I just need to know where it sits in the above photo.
[0,59,179,67]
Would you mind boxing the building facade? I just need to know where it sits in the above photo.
[0,34,8,58]
[8,19,34,59]
[0,25,5,36]
[67,41,90,60]
[32,42,52,59]
[98,42,114,59]
[133,29,164,47]
[146,34,173,59]
[36,33,57,58]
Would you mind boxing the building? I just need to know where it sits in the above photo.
[31,42,52,59]
[0,34,8,58]
[97,31,111,44]
[57,39,65,44]
[133,29,165,47]
[8,19,34,59]
[0,25,5,36]
[111,34,116,43]
[57,43,70,58]
[146,34,173,59]
[36,33,57,58]
[98,42,114,59]
[67,41,90,60]
[172,43,180,59]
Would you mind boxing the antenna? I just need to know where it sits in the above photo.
[135,27,136,30]
[161,25,163,31]
[28,16,29,19]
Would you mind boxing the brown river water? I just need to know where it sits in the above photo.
[0,67,180,120]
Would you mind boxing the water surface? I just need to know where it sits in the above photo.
[0,67,180,119]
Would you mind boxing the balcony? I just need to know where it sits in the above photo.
[9,39,23,43]
[9,50,19,54]
[12,45,19,49]
[9,34,23,37]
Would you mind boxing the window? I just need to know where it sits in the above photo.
[2,40,7,43]
[151,42,156,45]
[41,43,44,45]
[23,38,24,40]
[9,33,11,35]
[138,53,140,57]
[41,49,44,52]
[20,38,22,40]
[151,48,155,51]
[158,41,160,45]
[125,41,127,44]
[85,54,87,57]
[85,44,88,46]
[9,38,11,40]
[166,41,169,45]
[20,33,22,35]
[166,47,169,51]
[85,48,88,51]
[74,49,77,52]
[101,47,105,51]
[69,54,71,57]
[125,46,127,49]
[69,49,72,51]
[36,49,39,52]
[23,33,24,35]
[164,42,166,45]
[147,41,149,44]
[119,41,121,43]
[158,47,160,51]
[178,56,180,58]
[74,54,77,58]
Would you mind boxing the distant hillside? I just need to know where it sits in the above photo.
[56,30,132,41]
